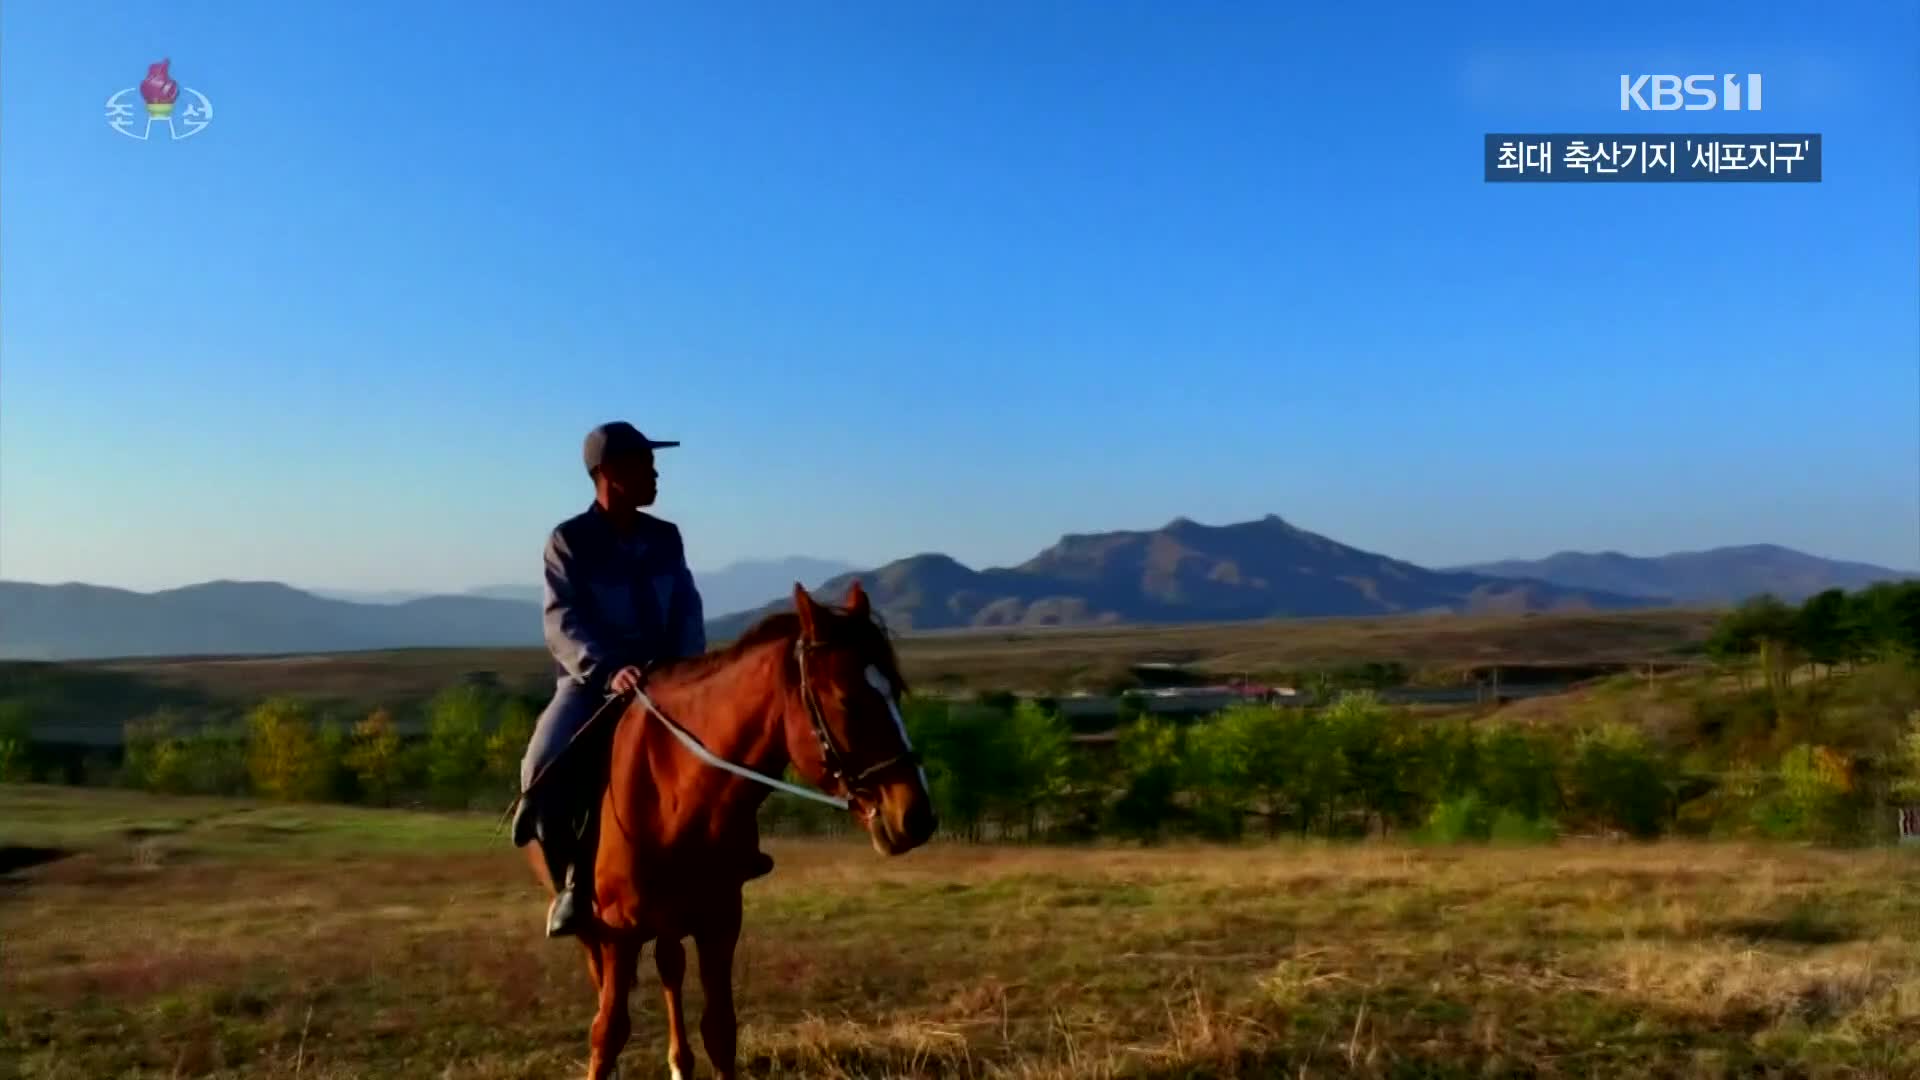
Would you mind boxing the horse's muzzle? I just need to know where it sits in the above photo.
[870,782,937,855]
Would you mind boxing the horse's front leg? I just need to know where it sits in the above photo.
[587,936,639,1080]
[694,892,744,1080]
[655,936,695,1080]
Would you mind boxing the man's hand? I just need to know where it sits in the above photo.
[609,665,646,695]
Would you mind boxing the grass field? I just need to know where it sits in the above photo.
[8,784,1920,1078]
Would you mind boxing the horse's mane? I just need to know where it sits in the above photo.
[662,605,909,694]
[652,611,797,683]
[721,611,806,659]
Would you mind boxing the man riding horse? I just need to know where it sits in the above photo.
[512,420,772,938]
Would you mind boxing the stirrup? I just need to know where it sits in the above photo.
[546,890,586,938]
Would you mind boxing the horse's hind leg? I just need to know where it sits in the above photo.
[586,936,638,1080]
[694,892,744,1080]
[655,936,695,1080]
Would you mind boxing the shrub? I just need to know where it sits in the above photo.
[122,710,245,795]
[1475,725,1561,822]
[315,718,359,802]
[1489,808,1558,845]
[910,697,999,840]
[1184,703,1298,838]
[1418,793,1491,844]
[0,702,34,782]
[123,710,180,791]
[246,699,330,801]
[1762,744,1861,844]
[1567,722,1669,839]
[1108,716,1183,842]
[426,686,494,808]
[999,700,1073,840]
[486,698,536,794]
[346,709,406,806]
[169,726,250,796]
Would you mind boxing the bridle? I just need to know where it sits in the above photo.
[793,637,922,793]
[598,630,921,814]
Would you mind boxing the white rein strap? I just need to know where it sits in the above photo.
[628,688,851,810]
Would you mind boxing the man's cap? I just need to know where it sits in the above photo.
[584,421,679,474]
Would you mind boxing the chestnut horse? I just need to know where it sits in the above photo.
[527,581,937,1080]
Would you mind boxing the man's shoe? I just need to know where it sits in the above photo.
[546,887,589,938]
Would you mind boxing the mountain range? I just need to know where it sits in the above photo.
[2,518,1911,660]
[708,515,1655,637]
[0,580,539,661]
[1452,546,1917,604]
[311,556,855,616]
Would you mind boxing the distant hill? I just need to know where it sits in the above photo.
[0,554,859,661]
[463,556,855,620]
[711,515,1657,638]
[1454,545,1919,605]
[0,581,542,660]
[43,527,1895,661]
[464,584,542,605]
[693,556,857,617]
[308,588,432,605]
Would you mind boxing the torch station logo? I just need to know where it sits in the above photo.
[105,59,213,141]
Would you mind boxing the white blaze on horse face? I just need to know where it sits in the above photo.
[864,665,930,792]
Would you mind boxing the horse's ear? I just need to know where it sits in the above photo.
[845,579,870,619]
[793,582,820,641]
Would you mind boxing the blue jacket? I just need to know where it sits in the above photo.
[541,506,707,682]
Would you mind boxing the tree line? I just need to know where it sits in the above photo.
[97,685,535,809]
[1704,581,1920,689]
[774,584,1920,846]
[3,582,1918,846]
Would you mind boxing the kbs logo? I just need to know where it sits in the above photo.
[1620,74,1763,111]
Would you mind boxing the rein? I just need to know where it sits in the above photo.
[629,681,850,811]
[629,635,918,810]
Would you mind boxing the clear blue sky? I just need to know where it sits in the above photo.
[3,1,1915,593]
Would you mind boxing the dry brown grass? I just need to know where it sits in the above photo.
[7,787,1920,1078]
[47,608,1718,713]
[89,648,562,708]
[901,608,1716,678]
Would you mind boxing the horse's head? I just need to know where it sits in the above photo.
[787,581,937,856]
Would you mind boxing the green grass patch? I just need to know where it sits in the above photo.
[10,789,1920,1078]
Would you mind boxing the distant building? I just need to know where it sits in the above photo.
[1129,662,1206,689]
[1058,681,1299,723]
[1901,806,1920,845]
